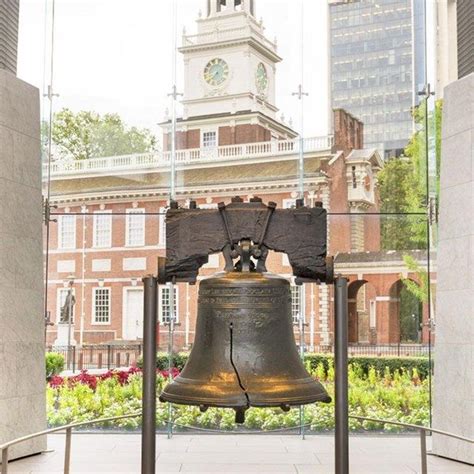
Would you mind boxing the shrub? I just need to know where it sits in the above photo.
[304,353,431,380]
[46,352,65,379]
[47,362,430,431]
[138,352,430,379]
[137,352,188,371]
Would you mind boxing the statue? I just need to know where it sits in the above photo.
[60,291,75,323]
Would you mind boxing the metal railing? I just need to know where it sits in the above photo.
[0,412,141,474]
[349,416,473,474]
[314,343,432,357]
[46,342,431,373]
[47,344,142,371]
[1,414,471,474]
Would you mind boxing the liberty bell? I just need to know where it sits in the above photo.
[159,198,332,423]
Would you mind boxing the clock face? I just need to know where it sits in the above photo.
[256,63,268,93]
[204,58,229,87]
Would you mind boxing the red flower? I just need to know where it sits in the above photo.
[49,375,64,388]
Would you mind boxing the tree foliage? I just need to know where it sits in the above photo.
[401,255,429,304]
[377,100,443,250]
[45,108,157,160]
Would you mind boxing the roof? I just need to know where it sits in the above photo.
[335,249,430,264]
[345,148,384,170]
[49,157,328,201]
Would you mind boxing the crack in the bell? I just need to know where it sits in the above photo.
[229,322,250,407]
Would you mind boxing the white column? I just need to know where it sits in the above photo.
[432,73,474,464]
[0,70,46,459]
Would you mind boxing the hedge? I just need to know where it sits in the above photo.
[137,352,430,379]
[46,352,65,379]
[303,353,431,380]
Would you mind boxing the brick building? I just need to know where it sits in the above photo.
[45,0,429,350]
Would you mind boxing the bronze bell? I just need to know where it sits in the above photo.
[159,262,331,422]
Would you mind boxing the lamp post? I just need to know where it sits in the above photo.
[65,274,75,369]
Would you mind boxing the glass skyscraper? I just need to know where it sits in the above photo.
[329,0,426,158]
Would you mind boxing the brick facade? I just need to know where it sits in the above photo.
[45,109,428,349]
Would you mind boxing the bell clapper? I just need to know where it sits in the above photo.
[234,407,248,424]
[280,404,291,413]
[199,405,209,413]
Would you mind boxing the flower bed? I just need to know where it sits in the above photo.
[47,362,429,432]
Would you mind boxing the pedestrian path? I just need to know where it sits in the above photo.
[6,433,473,473]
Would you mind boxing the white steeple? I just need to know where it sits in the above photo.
[207,0,255,17]
[180,0,280,119]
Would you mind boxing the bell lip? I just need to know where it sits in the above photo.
[159,392,247,408]
[159,392,332,407]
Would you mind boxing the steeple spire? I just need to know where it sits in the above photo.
[207,0,255,17]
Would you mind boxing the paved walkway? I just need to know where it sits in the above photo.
[7,433,473,473]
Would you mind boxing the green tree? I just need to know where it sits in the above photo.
[378,156,425,250]
[378,100,443,250]
[45,108,157,160]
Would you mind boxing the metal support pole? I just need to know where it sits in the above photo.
[67,283,73,370]
[420,429,428,474]
[141,276,158,474]
[298,293,306,440]
[64,427,72,474]
[1,447,9,474]
[334,277,349,474]
[167,281,176,439]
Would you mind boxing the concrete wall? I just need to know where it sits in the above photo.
[0,70,46,459]
[0,0,19,75]
[432,73,473,464]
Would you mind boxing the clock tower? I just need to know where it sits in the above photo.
[162,0,297,151]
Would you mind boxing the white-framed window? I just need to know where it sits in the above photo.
[158,207,167,247]
[126,209,145,246]
[159,285,178,324]
[58,215,76,249]
[198,203,218,209]
[291,284,304,324]
[93,211,112,248]
[203,253,220,269]
[57,288,75,323]
[282,198,297,209]
[202,130,217,148]
[93,287,111,324]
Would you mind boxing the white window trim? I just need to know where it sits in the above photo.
[282,198,297,209]
[56,287,76,323]
[125,208,145,247]
[158,207,167,248]
[159,284,179,325]
[91,287,111,325]
[93,211,112,248]
[290,282,306,325]
[58,214,76,250]
[201,128,218,149]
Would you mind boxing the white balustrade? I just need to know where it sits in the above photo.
[182,25,277,52]
[43,135,333,178]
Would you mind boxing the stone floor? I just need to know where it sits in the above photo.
[6,433,473,473]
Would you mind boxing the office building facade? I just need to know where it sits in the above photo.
[329,0,426,158]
